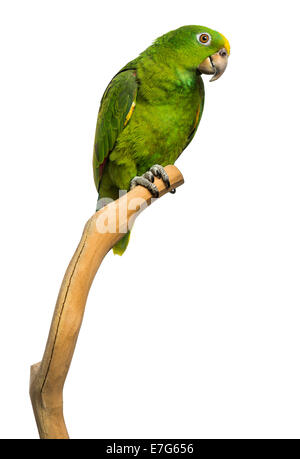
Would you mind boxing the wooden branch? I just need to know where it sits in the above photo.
[29,165,184,439]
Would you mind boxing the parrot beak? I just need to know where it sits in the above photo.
[198,48,229,82]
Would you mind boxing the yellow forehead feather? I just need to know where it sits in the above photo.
[220,33,231,56]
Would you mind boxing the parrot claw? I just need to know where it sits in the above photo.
[150,165,170,189]
[130,175,159,198]
[130,165,172,198]
[143,171,155,183]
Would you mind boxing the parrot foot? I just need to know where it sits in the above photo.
[130,165,171,198]
[149,165,170,189]
[130,175,159,198]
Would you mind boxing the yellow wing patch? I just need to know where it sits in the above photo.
[124,101,136,126]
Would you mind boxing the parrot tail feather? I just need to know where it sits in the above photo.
[113,231,131,256]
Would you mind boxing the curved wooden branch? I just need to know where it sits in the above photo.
[29,165,184,439]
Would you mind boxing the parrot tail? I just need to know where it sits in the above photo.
[113,231,131,256]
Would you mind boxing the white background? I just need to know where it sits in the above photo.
[0,0,300,439]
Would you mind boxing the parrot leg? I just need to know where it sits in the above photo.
[130,165,171,198]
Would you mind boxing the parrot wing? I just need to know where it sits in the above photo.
[182,102,203,152]
[93,69,138,191]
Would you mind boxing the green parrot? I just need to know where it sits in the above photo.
[93,25,230,255]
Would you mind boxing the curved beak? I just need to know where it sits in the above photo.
[198,48,229,82]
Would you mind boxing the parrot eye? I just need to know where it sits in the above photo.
[197,33,211,46]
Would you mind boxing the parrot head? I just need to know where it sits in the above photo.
[152,25,230,82]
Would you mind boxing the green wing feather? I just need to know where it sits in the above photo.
[93,69,138,192]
